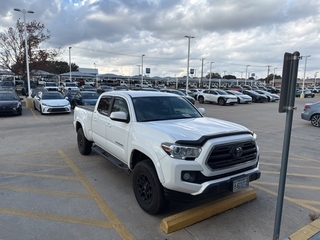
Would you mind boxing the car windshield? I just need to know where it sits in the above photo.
[66,83,77,87]
[133,96,202,122]
[46,83,57,87]
[42,92,63,99]
[0,92,18,100]
[1,81,14,86]
[81,92,99,99]
[216,90,228,95]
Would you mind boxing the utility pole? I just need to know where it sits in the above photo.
[267,65,272,83]
[200,58,205,88]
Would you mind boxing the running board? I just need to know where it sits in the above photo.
[92,145,129,171]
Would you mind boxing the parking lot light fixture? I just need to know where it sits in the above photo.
[141,54,145,87]
[14,8,34,98]
[301,55,311,98]
[245,65,250,85]
[69,47,72,82]
[273,68,277,87]
[185,36,194,92]
[209,62,214,89]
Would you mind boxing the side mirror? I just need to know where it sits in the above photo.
[110,111,129,123]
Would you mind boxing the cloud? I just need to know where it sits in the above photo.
[1,0,320,79]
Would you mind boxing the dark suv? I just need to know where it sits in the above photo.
[21,81,37,95]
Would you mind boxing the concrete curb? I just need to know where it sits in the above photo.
[287,219,320,240]
[160,188,256,234]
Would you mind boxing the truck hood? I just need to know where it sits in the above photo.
[140,117,250,141]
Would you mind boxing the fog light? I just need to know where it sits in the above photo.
[182,172,196,182]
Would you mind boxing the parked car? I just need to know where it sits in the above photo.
[197,89,238,105]
[71,91,100,109]
[0,80,16,92]
[295,90,315,98]
[229,85,243,92]
[266,86,280,94]
[0,89,22,115]
[44,82,59,91]
[21,81,37,96]
[225,90,252,104]
[241,85,252,90]
[33,91,71,114]
[59,82,79,92]
[79,84,96,91]
[254,90,280,102]
[160,89,196,104]
[96,85,114,94]
[61,88,80,98]
[301,101,320,127]
[242,90,268,103]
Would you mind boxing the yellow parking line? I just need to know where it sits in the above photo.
[260,162,320,170]
[0,207,112,229]
[0,185,92,199]
[30,108,38,120]
[0,160,67,168]
[58,149,135,240]
[251,183,320,213]
[255,181,320,191]
[261,171,320,179]
[0,171,78,181]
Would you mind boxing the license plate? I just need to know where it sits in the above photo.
[232,176,249,192]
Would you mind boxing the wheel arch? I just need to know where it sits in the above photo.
[130,148,165,183]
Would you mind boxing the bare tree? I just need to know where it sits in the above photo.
[0,19,60,80]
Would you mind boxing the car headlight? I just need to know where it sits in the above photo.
[161,143,201,160]
[42,102,48,106]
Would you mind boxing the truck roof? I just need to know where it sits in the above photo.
[101,90,177,98]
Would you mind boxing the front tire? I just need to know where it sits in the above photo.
[77,128,92,155]
[132,160,169,215]
[311,114,320,127]
[218,98,225,106]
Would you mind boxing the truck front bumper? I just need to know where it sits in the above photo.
[163,170,261,203]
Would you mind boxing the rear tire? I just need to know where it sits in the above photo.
[77,128,92,155]
[132,160,169,215]
[198,96,204,103]
[311,114,320,127]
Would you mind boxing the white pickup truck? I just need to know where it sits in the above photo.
[73,91,260,214]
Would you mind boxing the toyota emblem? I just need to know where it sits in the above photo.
[232,147,243,158]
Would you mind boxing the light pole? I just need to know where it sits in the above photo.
[141,54,145,87]
[273,68,277,87]
[314,72,318,90]
[94,62,98,87]
[301,55,311,97]
[185,36,194,92]
[14,8,34,99]
[209,62,214,89]
[69,47,72,82]
[245,65,250,85]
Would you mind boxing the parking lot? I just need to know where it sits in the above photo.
[0,94,319,240]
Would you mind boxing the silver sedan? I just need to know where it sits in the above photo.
[301,101,320,127]
[33,91,71,114]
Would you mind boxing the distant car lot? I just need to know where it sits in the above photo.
[0,93,319,239]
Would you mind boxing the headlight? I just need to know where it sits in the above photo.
[42,102,48,106]
[161,143,201,160]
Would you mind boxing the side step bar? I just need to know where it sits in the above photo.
[92,144,130,172]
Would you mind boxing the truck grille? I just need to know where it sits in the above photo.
[206,140,257,170]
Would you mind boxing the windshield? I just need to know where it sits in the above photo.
[66,83,77,87]
[133,96,202,122]
[216,90,228,95]
[46,83,57,87]
[42,93,63,100]
[0,92,18,100]
[81,92,99,99]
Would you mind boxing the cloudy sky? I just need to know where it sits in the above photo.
[0,0,319,79]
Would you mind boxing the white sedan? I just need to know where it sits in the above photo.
[33,91,71,114]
